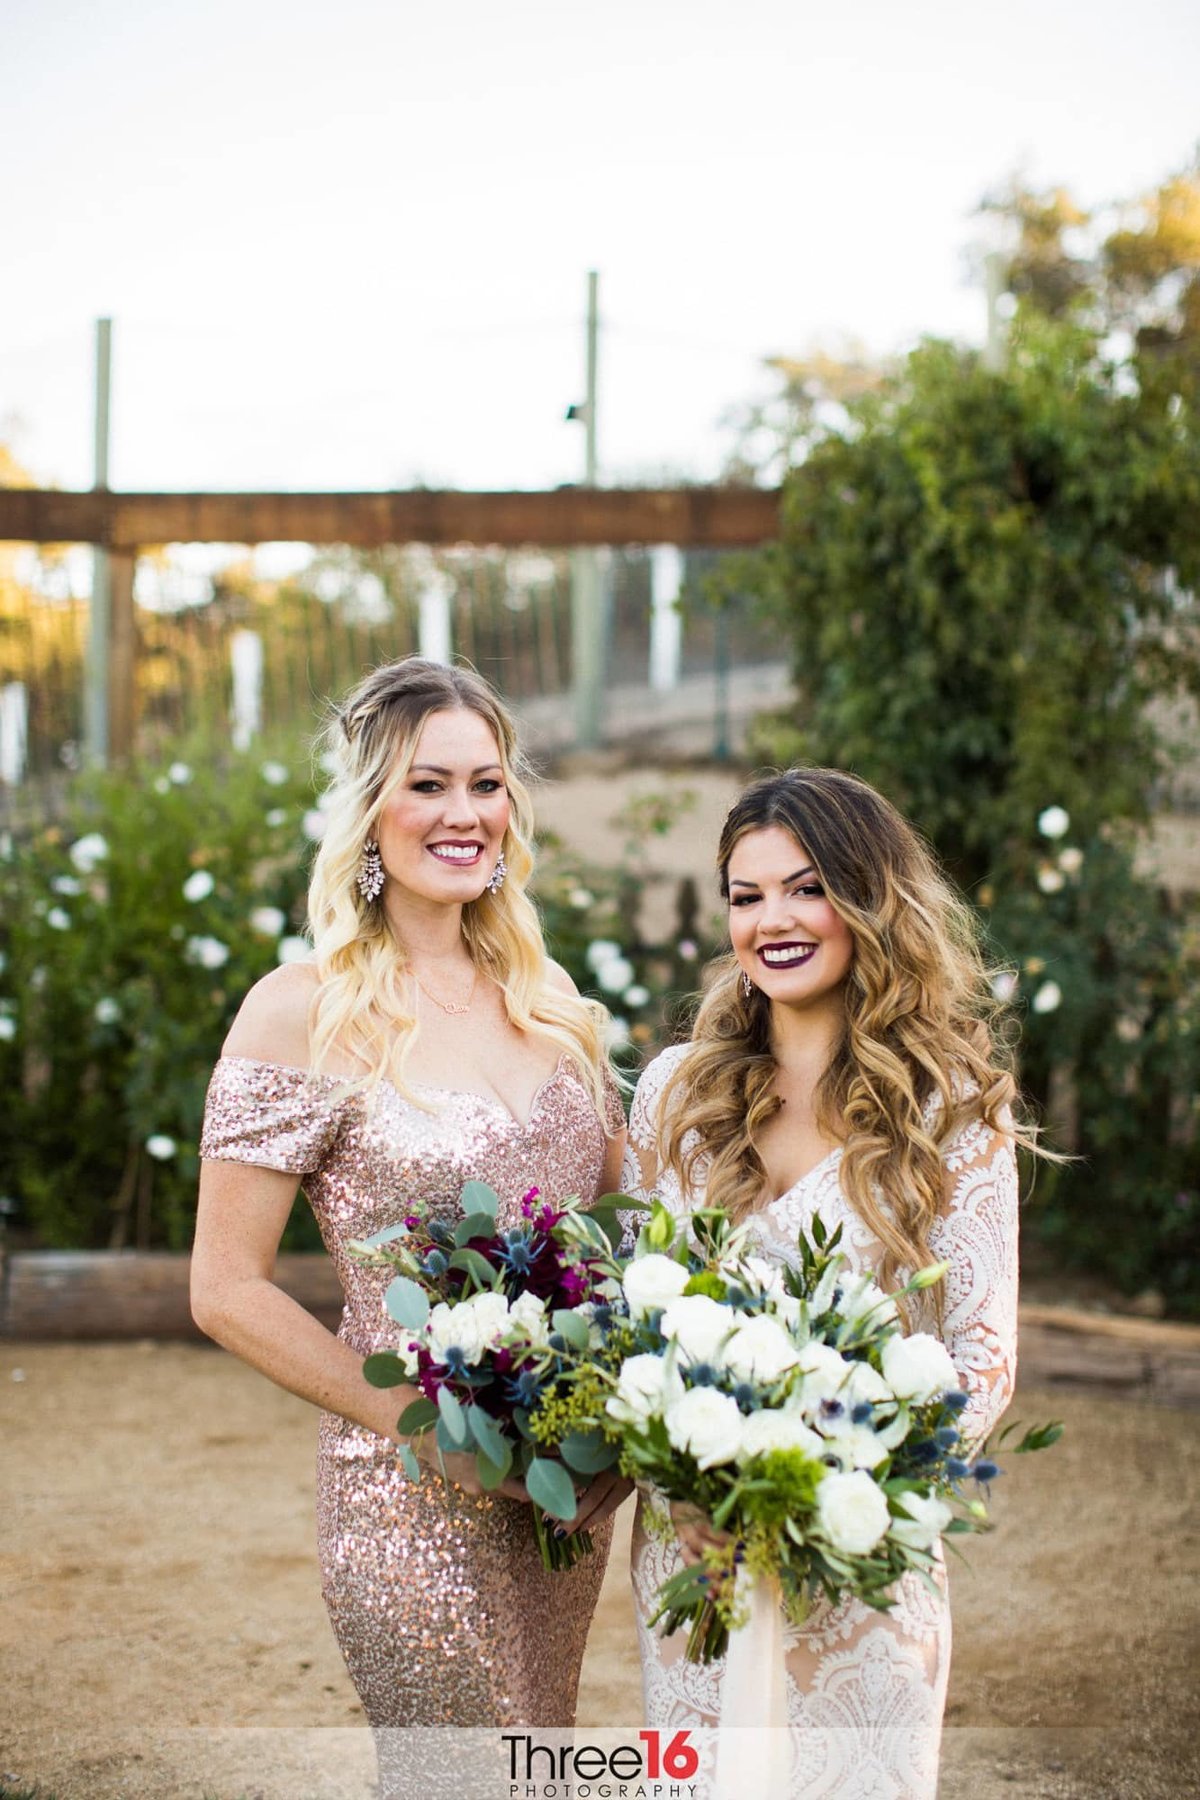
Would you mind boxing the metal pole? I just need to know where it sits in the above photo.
[84,318,112,765]
[572,270,606,747]
[983,252,1007,374]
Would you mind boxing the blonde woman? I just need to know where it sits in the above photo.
[191,659,630,1777]
[621,767,1026,1799]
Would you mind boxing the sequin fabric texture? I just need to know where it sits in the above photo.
[200,1052,622,1733]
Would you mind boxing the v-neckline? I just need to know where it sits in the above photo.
[409,1054,572,1133]
[768,1143,843,1210]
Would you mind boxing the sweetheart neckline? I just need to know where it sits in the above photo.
[217,1051,574,1134]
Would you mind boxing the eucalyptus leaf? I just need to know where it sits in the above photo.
[466,1403,508,1467]
[458,1180,500,1221]
[396,1442,421,1481]
[454,1211,499,1247]
[362,1352,413,1389]
[385,1276,430,1330]
[550,1309,590,1351]
[557,1429,618,1474]
[449,1247,500,1286]
[476,1447,510,1490]
[397,1396,439,1435]
[360,1221,411,1248]
[524,1455,578,1522]
[437,1386,468,1447]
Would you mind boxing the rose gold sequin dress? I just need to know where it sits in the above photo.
[200,1052,622,1746]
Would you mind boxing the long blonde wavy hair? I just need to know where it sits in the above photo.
[659,767,1036,1300]
[305,656,614,1123]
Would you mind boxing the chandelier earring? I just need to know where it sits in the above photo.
[742,970,753,1000]
[357,840,385,903]
[485,851,508,894]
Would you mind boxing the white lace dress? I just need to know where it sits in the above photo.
[619,1043,1019,1800]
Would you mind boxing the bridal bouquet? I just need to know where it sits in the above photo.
[525,1199,1061,1655]
[348,1181,641,1570]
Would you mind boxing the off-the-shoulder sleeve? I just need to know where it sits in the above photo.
[925,1108,1020,1451]
[199,1056,348,1176]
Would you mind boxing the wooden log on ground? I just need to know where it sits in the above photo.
[0,1250,342,1341]
[2,1255,1199,1407]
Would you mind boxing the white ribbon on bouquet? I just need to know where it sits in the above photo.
[713,1564,791,1800]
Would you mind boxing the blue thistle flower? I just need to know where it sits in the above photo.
[502,1368,541,1407]
[945,1456,970,1479]
[547,1332,565,1352]
[733,1382,756,1408]
[971,1459,1001,1483]
[590,1302,613,1328]
[851,1401,876,1424]
[497,1232,535,1276]
[941,1388,969,1412]
[690,1362,716,1387]
[438,1345,469,1377]
[427,1220,455,1247]
[819,1397,845,1421]
[935,1426,960,1449]
[422,1248,449,1277]
[911,1439,940,1465]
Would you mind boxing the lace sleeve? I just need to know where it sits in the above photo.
[615,1044,690,1256]
[925,1112,1020,1452]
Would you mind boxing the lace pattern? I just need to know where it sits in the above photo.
[619,1044,1018,1798]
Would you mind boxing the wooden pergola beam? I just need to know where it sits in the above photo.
[0,486,781,550]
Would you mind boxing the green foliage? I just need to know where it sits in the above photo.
[741,313,1200,1313]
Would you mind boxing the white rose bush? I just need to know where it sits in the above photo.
[529,1197,1062,1662]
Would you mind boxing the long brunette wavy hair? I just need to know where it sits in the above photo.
[659,767,1032,1299]
[304,656,613,1119]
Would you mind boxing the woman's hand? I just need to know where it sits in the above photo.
[670,1499,735,1573]
[412,1439,532,1506]
[562,1469,635,1537]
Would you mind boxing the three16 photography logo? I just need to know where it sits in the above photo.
[502,1729,701,1798]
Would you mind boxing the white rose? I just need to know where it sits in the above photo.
[737,1254,789,1302]
[182,870,215,903]
[69,832,109,872]
[1037,805,1069,839]
[427,1300,485,1366]
[607,1353,685,1425]
[250,906,287,936]
[185,934,230,970]
[508,1291,549,1344]
[596,956,635,994]
[838,1424,891,1470]
[890,1489,954,1551]
[585,939,622,971]
[815,1469,891,1555]
[721,1314,801,1384]
[464,1289,510,1348]
[665,1387,745,1470]
[839,1272,899,1330]
[794,1342,853,1414]
[622,1254,690,1321]
[736,1408,825,1465]
[881,1333,959,1404]
[658,1294,736,1368]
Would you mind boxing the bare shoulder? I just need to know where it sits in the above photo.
[221,960,319,1067]
[544,957,580,997]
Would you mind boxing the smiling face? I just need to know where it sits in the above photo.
[373,706,510,912]
[726,824,855,1011]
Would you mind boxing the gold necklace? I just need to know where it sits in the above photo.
[409,964,478,1016]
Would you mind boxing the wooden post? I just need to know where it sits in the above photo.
[107,549,137,761]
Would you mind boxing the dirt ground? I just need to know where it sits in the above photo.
[1,1343,1197,1800]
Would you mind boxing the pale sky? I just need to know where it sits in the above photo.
[2,0,1198,497]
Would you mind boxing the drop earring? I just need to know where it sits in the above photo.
[742,970,753,999]
[485,851,508,894]
[357,840,384,902]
